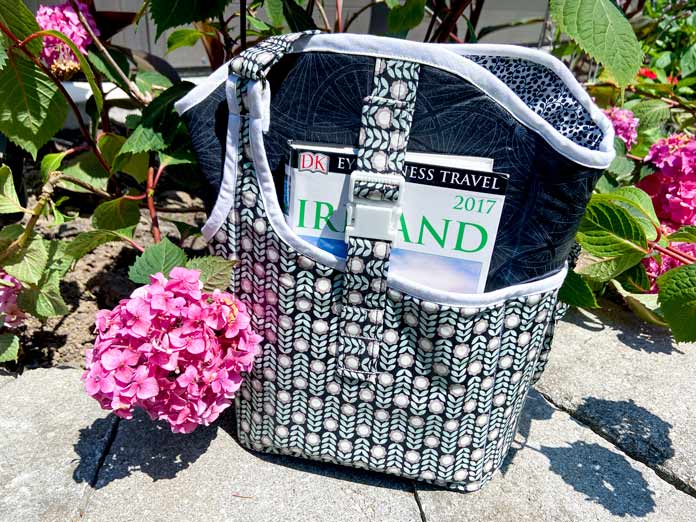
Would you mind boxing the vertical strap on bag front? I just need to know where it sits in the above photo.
[336,58,420,382]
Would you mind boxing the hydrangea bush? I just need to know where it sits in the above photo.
[83,268,261,433]
[36,0,98,75]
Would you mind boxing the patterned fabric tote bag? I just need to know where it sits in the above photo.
[175,32,614,492]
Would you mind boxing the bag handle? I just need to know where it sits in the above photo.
[335,58,420,383]
[229,31,319,81]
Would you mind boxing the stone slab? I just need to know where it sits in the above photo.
[536,301,696,492]
[416,389,696,522]
[83,409,422,522]
[0,370,16,389]
[0,368,117,522]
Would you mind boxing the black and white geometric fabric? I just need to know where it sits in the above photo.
[204,35,576,493]
[336,58,419,383]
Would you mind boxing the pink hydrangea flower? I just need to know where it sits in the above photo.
[36,1,99,67]
[638,134,696,226]
[82,268,261,434]
[604,107,639,150]
[0,270,25,329]
[642,225,696,292]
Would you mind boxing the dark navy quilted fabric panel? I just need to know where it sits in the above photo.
[182,52,602,290]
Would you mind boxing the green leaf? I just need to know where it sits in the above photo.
[98,133,148,183]
[668,226,696,244]
[0,333,19,363]
[134,71,173,97]
[0,53,68,159]
[88,48,131,92]
[248,16,272,32]
[60,150,109,193]
[167,28,204,53]
[65,228,134,259]
[0,0,42,56]
[92,198,141,231]
[610,280,667,327]
[680,44,696,78]
[119,125,167,155]
[2,234,48,285]
[657,264,696,342]
[0,165,23,214]
[0,45,7,71]
[631,99,671,131]
[654,51,672,70]
[577,197,649,257]
[128,237,187,284]
[550,0,642,87]
[40,151,67,182]
[149,0,232,39]
[607,153,635,178]
[16,240,71,319]
[119,82,194,157]
[38,29,103,114]
[595,186,660,241]
[281,0,317,31]
[615,263,652,293]
[576,197,648,281]
[387,0,426,33]
[264,0,286,26]
[158,149,195,168]
[558,270,599,308]
[163,218,201,240]
[185,256,236,291]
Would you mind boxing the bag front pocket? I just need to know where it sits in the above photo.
[235,270,562,492]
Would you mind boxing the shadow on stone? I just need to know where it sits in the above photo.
[540,441,656,517]
[574,397,674,467]
[218,413,414,492]
[563,302,678,355]
[73,408,219,489]
[500,390,556,475]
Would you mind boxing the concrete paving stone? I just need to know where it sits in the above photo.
[0,368,117,522]
[0,370,16,389]
[83,409,422,522]
[416,389,696,522]
[536,301,696,492]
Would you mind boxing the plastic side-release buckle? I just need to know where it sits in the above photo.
[345,171,404,243]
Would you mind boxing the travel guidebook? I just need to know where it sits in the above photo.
[283,142,509,293]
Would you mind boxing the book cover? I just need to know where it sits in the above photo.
[284,142,508,293]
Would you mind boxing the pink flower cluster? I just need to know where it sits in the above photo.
[83,268,261,433]
[604,107,639,150]
[0,270,25,329]
[642,225,696,292]
[638,133,696,227]
[36,1,99,66]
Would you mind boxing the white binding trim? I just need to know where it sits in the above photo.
[174,61,229,115]
[241,80,567,307]
[176,34,614,169]
[293,34,614,169]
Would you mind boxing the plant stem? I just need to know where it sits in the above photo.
[0,22,111,174]
[0,172,63,264]
[154,206,206,213]
[315,1,331,32]
[67,0,150,106]
[59,174,112,198]
[146,166,161,243]
[626,153,644,161]
[343,2,381,32]
[335,0,344,32]
[652,243,696,265]
[123,236,145,253]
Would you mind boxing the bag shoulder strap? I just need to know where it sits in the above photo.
[230,31,319,80]
[336,58,420,382]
